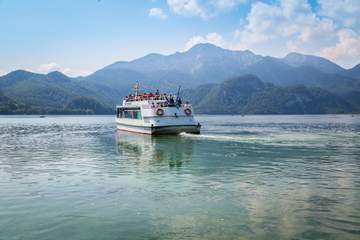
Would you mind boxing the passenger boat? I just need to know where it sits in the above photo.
[116,83,201,135]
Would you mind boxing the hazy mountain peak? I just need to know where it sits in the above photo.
[242,49,255,55]
[6,69,33,76]
[133,53,165,61]
[47,71,69,79]
[145,52,165,57]
[284,52,307,63]
[187,43,224,52]
[284,52,319,63]
[185,43,256,57]
[102,43,261,76]
[282,52,344,74]
[257,56,287,66]
[285,52,306,57]
[2,70,39,80]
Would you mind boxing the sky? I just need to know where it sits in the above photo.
[0,0,360,76]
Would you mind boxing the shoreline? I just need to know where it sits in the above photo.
[0,113,359,117]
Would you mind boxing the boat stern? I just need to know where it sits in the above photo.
[150,123,201,135]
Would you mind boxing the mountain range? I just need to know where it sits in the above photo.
[0,43,359,114]
[183,75,354,114]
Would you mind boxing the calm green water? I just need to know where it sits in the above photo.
[1,115,360,240]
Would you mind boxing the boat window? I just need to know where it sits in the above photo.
[117,108,123,118]
[119,109,142,120]
[133,110,142,119]
[124,110,132,118]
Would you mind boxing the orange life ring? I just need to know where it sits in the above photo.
[156,108,164,116]
[184,108,192,116]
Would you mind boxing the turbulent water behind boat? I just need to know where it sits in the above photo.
[0,115,360,239]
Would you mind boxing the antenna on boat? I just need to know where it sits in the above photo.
[177,85,181,99]
[133,82,140,96]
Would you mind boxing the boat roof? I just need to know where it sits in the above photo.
[124,82,179,102]
[124,93,171,102]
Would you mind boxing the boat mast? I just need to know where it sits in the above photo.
[177,85,181,99]
[133,82,140,97]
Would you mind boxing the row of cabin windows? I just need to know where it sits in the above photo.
[117,108,142,119]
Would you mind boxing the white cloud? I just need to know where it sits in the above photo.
[0,69,7,76]
[232,0,337,57]
[149,7,168,19]
[318,0,360,29]
[183,0,360,68]
[321,29,360,67]
[167,0,246,19]
[167,0,207,18]
[38,62,67,74]
[185,32,227,50]
[37,63,90,77]
[209,0,246,10]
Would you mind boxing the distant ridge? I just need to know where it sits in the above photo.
[0,69,113,114]
[183,75,356,114]
[83,43,360,94]
[283,52,346,74]
[1,43,360,114]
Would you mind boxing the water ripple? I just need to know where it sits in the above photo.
[0,115,360,240]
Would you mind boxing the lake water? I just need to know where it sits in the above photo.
[0,115,360,240]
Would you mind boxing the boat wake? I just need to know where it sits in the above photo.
[179,132,254,143]
[179,132,338,148]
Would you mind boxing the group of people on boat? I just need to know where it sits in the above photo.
[125,89,183,107]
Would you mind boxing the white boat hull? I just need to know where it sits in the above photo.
[117,123,201,135]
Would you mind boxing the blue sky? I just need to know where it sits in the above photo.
[0,0,359,76]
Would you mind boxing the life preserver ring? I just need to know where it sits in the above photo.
[184,108,192,116]
[156,108,164,116]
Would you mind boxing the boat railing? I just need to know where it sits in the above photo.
[124,94,168,102]
[123,92,192,109]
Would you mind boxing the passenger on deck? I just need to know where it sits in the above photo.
[177,97,182,107]
[169,95,175,106]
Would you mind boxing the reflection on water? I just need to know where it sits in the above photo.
[0,115,360,240]
[116,132,194,169]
